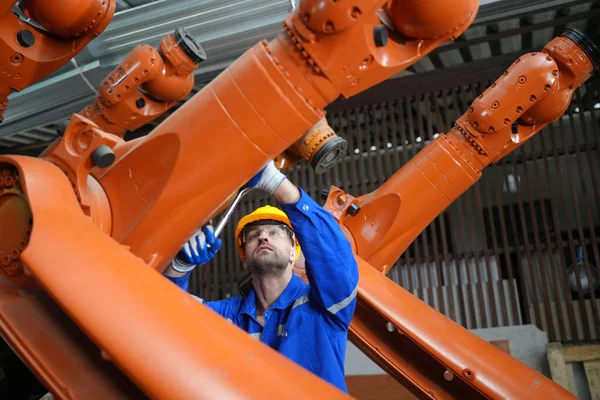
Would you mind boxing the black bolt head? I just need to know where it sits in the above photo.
[17,30,35,48]
[373,25,388,47]
[135,98,146,108]
[348,203,360,216]
[91,145,115,169]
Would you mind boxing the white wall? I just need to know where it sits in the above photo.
[345,324,550,377]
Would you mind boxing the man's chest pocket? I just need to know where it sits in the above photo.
[276,309,322,372]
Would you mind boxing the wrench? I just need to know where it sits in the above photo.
[213,187,255,238]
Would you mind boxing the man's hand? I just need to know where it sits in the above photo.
[171,225,222,274]
[245,160,301,204]
[244,161,286,195]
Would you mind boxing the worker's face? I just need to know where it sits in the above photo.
[242,223,296,277]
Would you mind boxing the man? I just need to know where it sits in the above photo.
[164,161,359,393]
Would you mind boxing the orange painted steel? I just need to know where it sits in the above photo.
[81,28,203,138]
[0,155,352,399]
[275,117,348,174]
[39,114,122,235]
[317,30,597,400]
[0,1,597,399]
[91,0,479,271]
[338,32,598,276]
[0,0,116,121]
[0,281,146,399]
[350,256,574,399]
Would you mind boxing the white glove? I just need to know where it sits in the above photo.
[244,160,286,195]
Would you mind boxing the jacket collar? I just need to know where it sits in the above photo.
[241,274,307,317]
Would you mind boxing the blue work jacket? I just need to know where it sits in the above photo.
[166,189,359,393]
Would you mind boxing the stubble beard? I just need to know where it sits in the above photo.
[247,249,289,277]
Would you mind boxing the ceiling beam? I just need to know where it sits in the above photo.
[435,6,598,53]
[18,131,55,141]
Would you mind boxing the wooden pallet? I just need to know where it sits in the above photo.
[547,342,600,399]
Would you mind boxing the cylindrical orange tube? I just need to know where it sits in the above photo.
[347,28,599,274]
[99,37,325,267]
[344,134,480,272]
[95,0,479,270]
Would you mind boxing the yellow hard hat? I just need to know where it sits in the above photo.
[235,205,301,261]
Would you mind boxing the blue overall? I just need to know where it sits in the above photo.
[167,189,359,393]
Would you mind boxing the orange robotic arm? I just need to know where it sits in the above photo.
[28,0,482,268]
[1,1,596,400]
[321,28,598,399]
[90,0,480,270]
[0,0,116,122]
[80,28,205,137]
[0,1,482,398]
[340,28,599,273]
